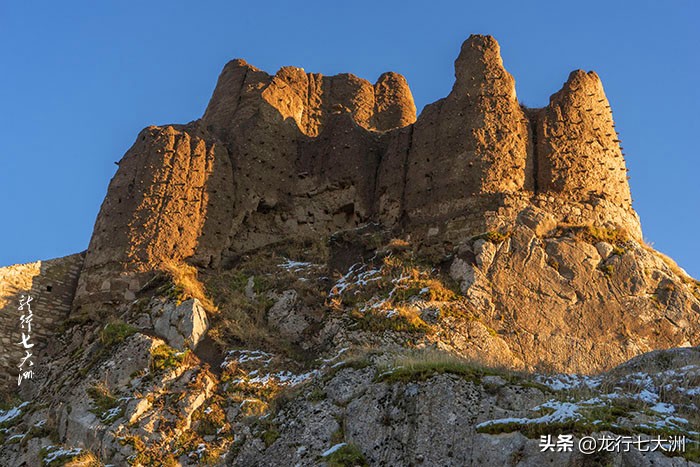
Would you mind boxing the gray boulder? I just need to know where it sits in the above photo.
[151,298,209,350]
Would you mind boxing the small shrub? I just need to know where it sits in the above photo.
[385,238,411,253]
[350,308,430,334]
[421,279,456,301]
[205,269,279,352]
[150,344,187,373]
[377,349,530,387]
[378,350,487,383]
[324,443,368,467]
[40,446,101,467]
[0,393,22,411]
[611,245,625,256]
[557,224,630,250]
[193,404,226,437]
[100,320,137,347]
[86,383,121,420]
[307,387,326,402]
[480,230,512,243]
[262,427,280,447]
[239,399,268,417]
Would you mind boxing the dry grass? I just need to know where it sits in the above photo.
[350,306,430,334]
[64,451,101,467]
[205,268,276,350]
[556,223,630,247]
[203,243,327,356]
[86,381,121,421]
[150,344,190,373]
[334,251,459,314]
[377,348,524,385]
[161,260,217,312]
[384,238,411,253]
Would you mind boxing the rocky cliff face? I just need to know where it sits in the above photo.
[1,35,698,466]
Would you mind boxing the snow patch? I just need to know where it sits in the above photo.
[279,259,314,271]
[650,402,675,414]
[43,446,84,464]
[476,401,582,429]
[322,442,348,457]
[0,401,28,424]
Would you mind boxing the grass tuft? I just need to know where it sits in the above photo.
[150,344,188,373]
[100,320,137,347]
[161,260,217,312]
[86,382,121,421]
[323,443,368,467]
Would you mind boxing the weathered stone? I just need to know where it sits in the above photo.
[266,290,309,340]
[0,253,84,392]
[517,206,557,237]
[595,241,614,259]
[537,70,631,209]
[151,298,209,350]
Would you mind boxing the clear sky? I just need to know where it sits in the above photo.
[0,1,698,277]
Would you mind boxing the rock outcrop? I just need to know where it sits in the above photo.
[150,298,209,351]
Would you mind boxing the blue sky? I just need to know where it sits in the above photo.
[0,1,698,277]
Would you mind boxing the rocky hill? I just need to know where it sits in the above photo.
[0,35,698,466]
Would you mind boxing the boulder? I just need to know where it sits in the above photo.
[151,298,209,350]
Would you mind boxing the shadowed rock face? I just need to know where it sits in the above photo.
[75,34,642,313]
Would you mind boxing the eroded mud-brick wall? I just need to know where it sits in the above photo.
[0,253,84,391]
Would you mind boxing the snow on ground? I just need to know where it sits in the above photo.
[279,259,316,271]
[230,369,317,387]
[102,406,122,422]
[321,347,349,363]
[0,402,28,424]
[43,446,84,464]
[322,443,347,457]
[480,365,698,437]
[330,263,382,297]
[650,402,675,414]
[221,350,274,368]
[222,348,318,388]
[535,373,601,391]
[476,401,583,429]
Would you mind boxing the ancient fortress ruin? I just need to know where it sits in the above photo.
[72,35,639,313]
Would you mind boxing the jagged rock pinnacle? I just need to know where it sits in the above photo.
[452,34,516,100]
[537,70,631,208]
[373,72,416,130]
[394,34,531,228]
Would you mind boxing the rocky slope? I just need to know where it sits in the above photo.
[0,35,698,466]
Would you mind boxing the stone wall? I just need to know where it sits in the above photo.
[0,253,84,392]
